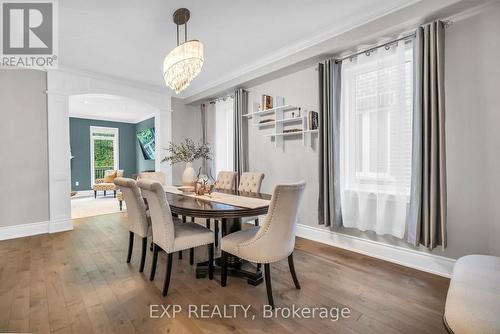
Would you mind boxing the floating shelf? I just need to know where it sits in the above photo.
[263,129,319,137]
[256,116,305,127]
[242,104,298,118]
[247,99,318,148]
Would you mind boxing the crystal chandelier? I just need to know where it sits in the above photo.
[163,8,204,94]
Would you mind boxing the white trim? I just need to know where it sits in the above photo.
[296,224,455,278]
[0,219,73,241]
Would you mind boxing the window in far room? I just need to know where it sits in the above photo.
[90,126,119,184]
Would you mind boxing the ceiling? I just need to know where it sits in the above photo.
[59,0,417,97]
[69,94,157,123]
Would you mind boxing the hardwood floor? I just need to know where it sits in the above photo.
[0,213,450,334]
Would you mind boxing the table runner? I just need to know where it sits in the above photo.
[163,186,270,209]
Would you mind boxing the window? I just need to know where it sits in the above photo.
[90,126,119,184]
[214,97,234,175]
[340,40,413,238]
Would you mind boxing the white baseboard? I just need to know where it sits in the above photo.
[0,219,73,241]
[296,224,455,278]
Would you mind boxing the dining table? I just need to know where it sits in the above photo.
[164,188,271,286]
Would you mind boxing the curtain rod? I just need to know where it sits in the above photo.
[333,20,452,63]
[208,93,234,104]
[334,32,416,63]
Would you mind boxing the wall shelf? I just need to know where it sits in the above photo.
[247,100,318,148]
[242,104,298,118]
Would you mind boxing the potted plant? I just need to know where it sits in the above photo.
[161,138,212,186]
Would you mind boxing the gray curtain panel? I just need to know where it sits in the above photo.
[318,60,343,229]
[233,88,248,186]
[408,21,447,249]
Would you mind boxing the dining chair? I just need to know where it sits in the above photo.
[137,179,215,297]
[113,177,150,273]
[238,172,265,227]
[208,171,238,247]
[220,182,306,308]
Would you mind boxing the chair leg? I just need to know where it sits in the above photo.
[191,216,195,223]
[126,231,134,263]
[214,220,219,247]
[264,263,275,309]
[288,253,301,289]
[150,244,158,281]
[114,190,116,198]
[139,237,147,273]
[255,218,259,226]
[189,248,194,265]
[150,241,153,251]
[182,215,187,223]
[162,253,173,297]
[119,200,122,211]
[104,190,107,196]
[206,218,210,229]
[208,244,214,280]
[94,190,97,199]
[178,251,182,259]
[221,251,228,287]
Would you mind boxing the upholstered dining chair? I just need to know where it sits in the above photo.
[208,171,238,247]
[220,182,306,308]
[137,179,215,297]
[113,177,150,273]
[238,172,265,226]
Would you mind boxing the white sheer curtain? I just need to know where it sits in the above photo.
[340,40,413,238]
[214,97,234,175]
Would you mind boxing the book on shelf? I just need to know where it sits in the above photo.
[307,111,319,130]
[261,95,273,110]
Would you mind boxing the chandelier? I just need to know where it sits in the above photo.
[163,8,204,94]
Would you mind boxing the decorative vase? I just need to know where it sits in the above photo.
[182,162,197,186]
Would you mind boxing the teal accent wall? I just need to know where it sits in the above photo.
[135,117,155,172]
[70,118,138,191]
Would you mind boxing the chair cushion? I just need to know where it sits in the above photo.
[221,226,259,256]
[173,222,214,252]
[93,183,116,191]
[444,255,500,334]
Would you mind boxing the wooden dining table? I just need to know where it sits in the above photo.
[165,189,271,286]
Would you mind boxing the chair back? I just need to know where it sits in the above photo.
[137,171,166,185]
[238,172,265,192]
[215,171,237,190]
[113,177,148,237]
[137,179,175,252]
[238,182,306,263]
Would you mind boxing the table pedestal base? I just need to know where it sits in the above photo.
[196,257,263,286]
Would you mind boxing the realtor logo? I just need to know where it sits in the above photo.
[1,0,58,68]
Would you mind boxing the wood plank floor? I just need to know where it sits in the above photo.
[0,213,450,334]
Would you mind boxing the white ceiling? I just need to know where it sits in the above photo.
[69,94,157,123]
[59,0,417,97]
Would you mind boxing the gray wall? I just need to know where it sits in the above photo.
[0,70,49,227]
[246,67,320,231]
[135,117,155,172]
[170,97,203,184]
[244,4,500,259]
[69,117,137,191]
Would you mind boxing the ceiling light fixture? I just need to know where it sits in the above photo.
[163,8,203,94]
